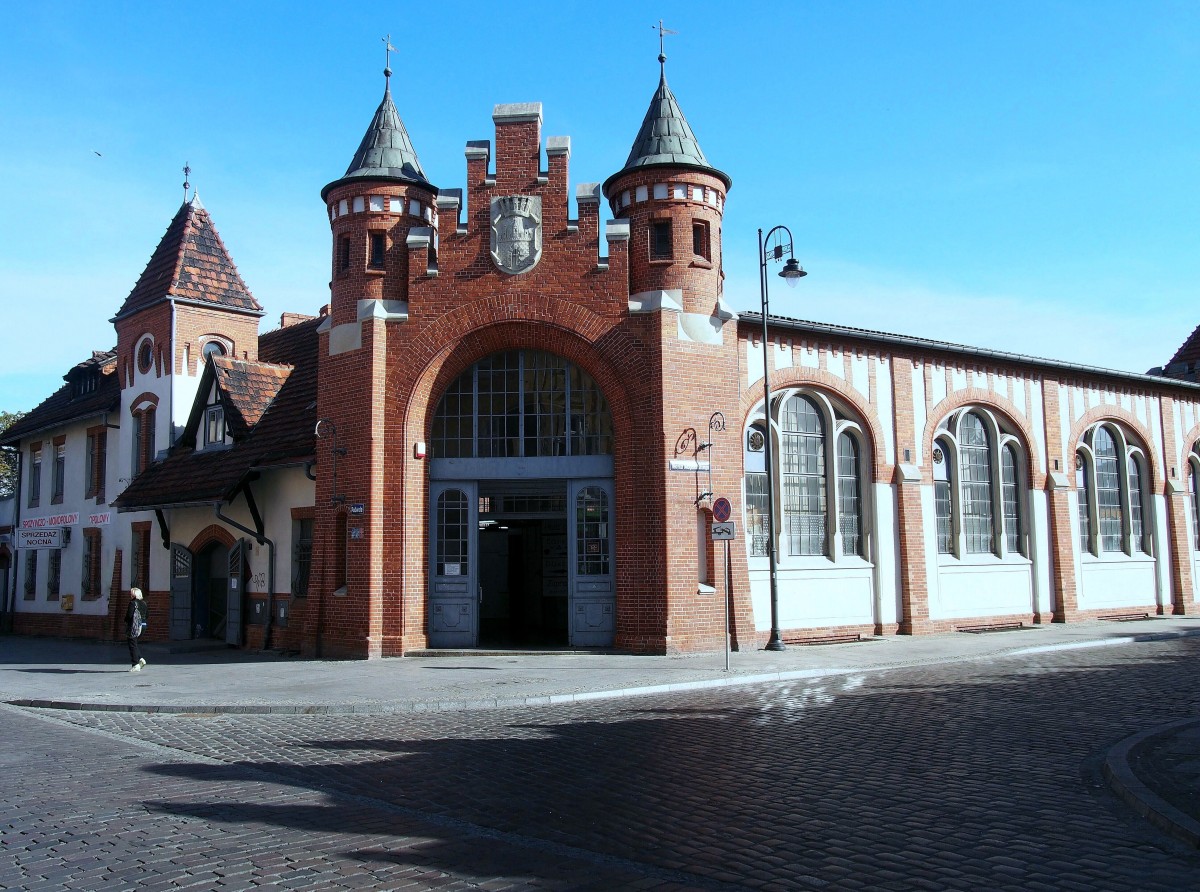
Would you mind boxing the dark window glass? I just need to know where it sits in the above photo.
[369,233,386,268]
[52,443,65,503]
[23,551,36,600]
[1094,427,1123,552]
[82,530,101,600]
[47,550,60,600]
[1077,452,1092,554]
[1002,445,1023,555]
[692,221,710,259]
[292,518,313,597]
[781,395,825,556]
[203,340,226,359]
[651,221,673,259]
[1129,455,1148,554]
[29,448,41,507]
[959,413,994,554]
[575,486,610,575]
[837,433,862,556]
[436,491,468,577]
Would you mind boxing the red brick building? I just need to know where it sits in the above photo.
[4,61,1200,656]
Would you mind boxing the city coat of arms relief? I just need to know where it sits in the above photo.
[490,195,542,275]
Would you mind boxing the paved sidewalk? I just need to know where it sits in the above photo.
[3,616,1199,848]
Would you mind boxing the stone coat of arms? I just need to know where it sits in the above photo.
[490,195,542,275]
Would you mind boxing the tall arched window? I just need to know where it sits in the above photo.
[1189,444,1200,551]
[1076,422,1152,557]
[743,389,869,562]
[782,395,825,556]
[933,408,1027,559]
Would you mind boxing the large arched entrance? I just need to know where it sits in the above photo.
[428,349,615,648]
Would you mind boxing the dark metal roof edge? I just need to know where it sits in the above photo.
[0,403,120,447]
[111,295,265,323]
[740,312,1200,392]
[320,174,440,202]
[602,161,731,197]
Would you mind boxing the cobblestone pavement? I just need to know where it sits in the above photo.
[5,636,1200,891]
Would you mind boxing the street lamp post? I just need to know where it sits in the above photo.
[758,226,806,651]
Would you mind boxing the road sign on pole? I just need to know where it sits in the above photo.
[712,521,736,541]
[712,497,732,523]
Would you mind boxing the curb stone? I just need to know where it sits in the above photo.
[1103,718,1200,849]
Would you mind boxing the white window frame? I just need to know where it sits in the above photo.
[1075,422,1153,558]
[932,407,1029,562]
[743,388,872,568]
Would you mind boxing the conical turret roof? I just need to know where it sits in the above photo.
[605,66,730,195]
[112,197,263,321]
[321,81,433,199]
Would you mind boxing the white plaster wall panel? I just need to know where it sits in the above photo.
[750,566,876,631]
[873,483,899,627]
[993,373,1007,399]
[1120,392,1132,414]
[1133,394,1146,427]
[1152,493,1171,613]
[1087,388,1101,411]
[746,338,764,389]
[256,468,317,595]
[828,347,845,380]
[1148,397,1165,464]
[875,357,895,466]
[920,484,942,609]
[1028,489,1053,617]
[799,343,819,369]
[930,364,947,407]
[911,363,927,466]
[931,562,1034,620]
[851,354,869,401]
[1060,384,1076,457]
[1174,404,1187,464]
[1029,378,1047,473]
[1184,402,1196,439]
[951,368,968,392]
[972,370,987,390]
[774,339,793,370]
[1014,375,1027,416]
[1103,390,1116,407]
[1068,490,1083,588]
[1078,560,1157,610]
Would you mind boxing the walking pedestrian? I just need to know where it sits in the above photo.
[127,587,147,672]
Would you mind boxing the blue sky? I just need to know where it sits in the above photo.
[2,1,1198,412]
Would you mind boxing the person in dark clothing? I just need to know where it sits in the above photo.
[126,587,147,672]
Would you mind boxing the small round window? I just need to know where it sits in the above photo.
[202,340,227,359]
[136,340,154,374]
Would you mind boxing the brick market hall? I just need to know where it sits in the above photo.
[4,53,1200,658]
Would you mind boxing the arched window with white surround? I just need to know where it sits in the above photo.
[743,389,870,563]
[1189,443,1200,551]
[932,407,1027,559]
[1075,422,1152,557]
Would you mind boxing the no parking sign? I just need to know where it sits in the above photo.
[712,497,732,523]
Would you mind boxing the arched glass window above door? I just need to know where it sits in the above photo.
[432,350,613,459]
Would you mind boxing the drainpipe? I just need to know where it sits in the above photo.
[215,484,275,651]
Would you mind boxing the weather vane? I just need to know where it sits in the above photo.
[382,34,396,81]
[182,162,191,204]
[653,19,677,68]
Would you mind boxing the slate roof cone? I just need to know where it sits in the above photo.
[112,195,263,321]
[604,61,731,194]
[321,76,433,200]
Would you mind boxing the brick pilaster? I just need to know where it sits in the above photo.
[891,356,930,634]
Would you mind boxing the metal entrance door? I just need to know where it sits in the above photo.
[170,544,192,640]
[429,481,478,647]
[567,479,616,646]
[226,539,245,646]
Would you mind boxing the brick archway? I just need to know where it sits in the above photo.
[924,388,1043,489]
[187,524,236,555]
[1067,405,1163,493]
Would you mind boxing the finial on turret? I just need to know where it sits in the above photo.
[654,19,676,74]
[182,162,191,204]
[382,34,396,87]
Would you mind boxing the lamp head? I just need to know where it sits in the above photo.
[779,258,807,288]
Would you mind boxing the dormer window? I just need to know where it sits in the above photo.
[204,404,227,448]
[70,370,99,399]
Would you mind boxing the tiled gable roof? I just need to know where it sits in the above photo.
[1165,324,1200,379]
[113,316,320,511]
[0,351,119,445]
[211,356,292,437]
[113,197,263,320]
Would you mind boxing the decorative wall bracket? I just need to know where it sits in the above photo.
[314,418,347,505]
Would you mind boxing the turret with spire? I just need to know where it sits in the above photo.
[603,35,730,318]
[322,44,438,326]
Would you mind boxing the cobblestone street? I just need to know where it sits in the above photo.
[4,634,1200,890]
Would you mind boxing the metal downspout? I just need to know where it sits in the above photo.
[215,484,275,651]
